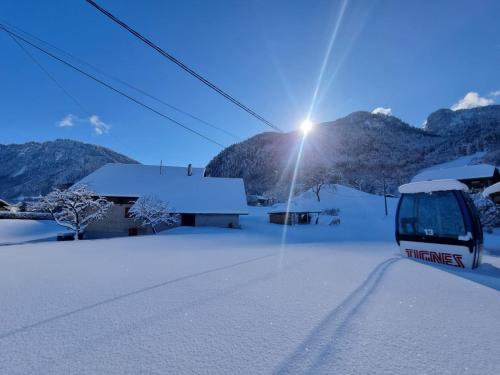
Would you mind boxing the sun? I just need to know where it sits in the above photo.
[300,119,313,134]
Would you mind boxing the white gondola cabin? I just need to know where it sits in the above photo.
[395,179,483,269]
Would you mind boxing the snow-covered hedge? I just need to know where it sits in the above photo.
[0,211,53,220]
[472,193,500,231]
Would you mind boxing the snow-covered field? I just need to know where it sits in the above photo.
[0,219,61,245]
[1,186,499,374]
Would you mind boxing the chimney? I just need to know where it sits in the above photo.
[187,163,193,176]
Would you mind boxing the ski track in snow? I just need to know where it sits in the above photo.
[274,257,400,375]
[0,252,279,340]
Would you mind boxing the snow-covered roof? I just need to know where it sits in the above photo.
[483,182,500,198]
[399,179,469,194]
[77,164,248,214]
[412,164,498,182]
[268,201,322,214]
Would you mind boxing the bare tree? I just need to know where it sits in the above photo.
[129,195,179,234]
[301,166,341,202]
[32,184,112,239]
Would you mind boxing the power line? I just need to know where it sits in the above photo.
[1,21,241,141]
[4,29,92,117]
[85,0,282,133]
[3,26,145,157]
[0,24,225,148]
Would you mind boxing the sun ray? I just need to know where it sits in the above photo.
[307,0,349,120]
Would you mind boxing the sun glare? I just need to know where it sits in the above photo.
[300,119,313,134]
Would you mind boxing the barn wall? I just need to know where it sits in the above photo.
[195,214,239,227]
[86,206,241,237]
[269,213,287,225]
[492,193,500,204]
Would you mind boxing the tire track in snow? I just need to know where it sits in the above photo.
[274,257,400,375]
[0,252,278,340]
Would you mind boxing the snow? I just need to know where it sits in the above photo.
[412,164,497,182]
[483,182,500,197]
[0,186,499,374]
[10,165,26,178]
[399,179,469,194]
[485,228,500,255]
[420,152,486,171]
[268,201,322,213]
[0,219,61,245]
[77,163,248,214]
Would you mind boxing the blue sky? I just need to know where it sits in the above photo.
[1,0,499,166]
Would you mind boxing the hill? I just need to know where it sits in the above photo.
[0,139,138,201]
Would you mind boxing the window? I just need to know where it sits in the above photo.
[124,207,131,218]
[398,192,466,239]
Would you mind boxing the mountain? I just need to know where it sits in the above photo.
[424,105,500,165]
[206,106,500,198]
[0,139,138,201]
[2,105,498,202]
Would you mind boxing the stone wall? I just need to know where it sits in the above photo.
[87,206,241,238]
[85,203,149,238]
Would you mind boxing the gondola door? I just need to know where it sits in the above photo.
[395,189,483,269]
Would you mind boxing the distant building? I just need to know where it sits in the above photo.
[412,164,499,192]
[247,194,274,207]
[77,163,248,238]
[483,182,500,204]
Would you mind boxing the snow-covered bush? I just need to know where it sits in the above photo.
[471,193,500,231]
[0,211,52,220]
[31,184,112,239]
[129,195,179,234]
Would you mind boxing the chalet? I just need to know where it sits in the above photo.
[77,163,248,238]
[412,164,499,192]
[483,182,500,204]
[268,202,321,225]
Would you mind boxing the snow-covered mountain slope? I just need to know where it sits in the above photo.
[0,139,138,201]
[418,151,487,172]
[206,106,500,197]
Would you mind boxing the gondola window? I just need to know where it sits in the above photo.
[398,192,466,239]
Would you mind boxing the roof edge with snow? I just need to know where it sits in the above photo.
[399,179,469,194]
[483,182,500,198]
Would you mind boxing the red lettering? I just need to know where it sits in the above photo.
[443,253,453,265]
[430,252,444,264]
[453,254,465,268]
[404,248,466,268]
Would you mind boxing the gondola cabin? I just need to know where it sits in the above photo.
[396,179,483,269]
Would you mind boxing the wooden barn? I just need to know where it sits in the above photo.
[268,202,321,225]
[76,163,248,238]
